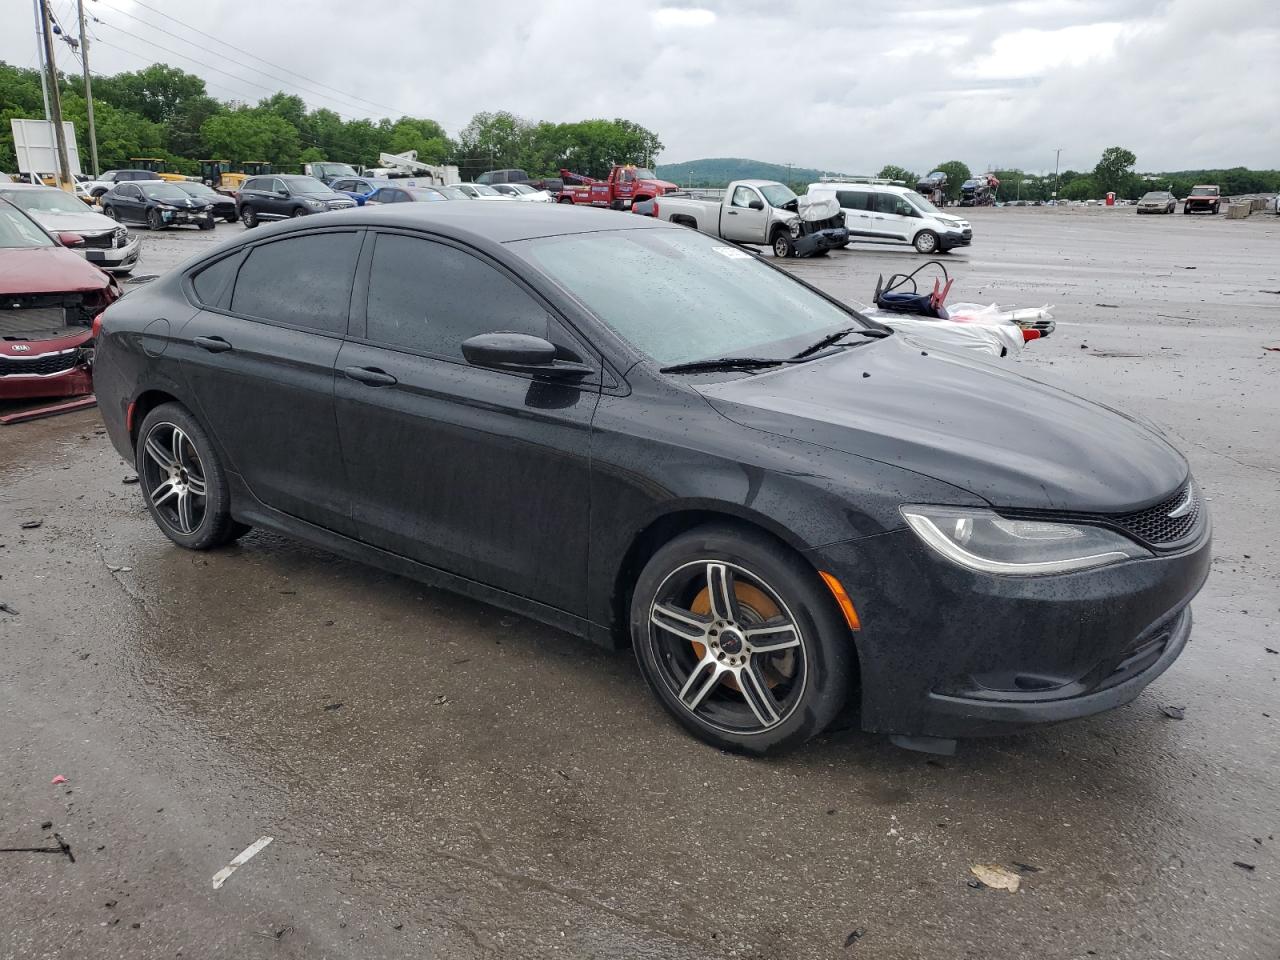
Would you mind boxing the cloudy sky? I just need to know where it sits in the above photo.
[10,0,1278,173]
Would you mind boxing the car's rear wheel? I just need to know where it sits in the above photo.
[240,205,258,228]
[136,403,244,550]
[913,229,940,254]
[102,204,118,220]
[631,525,855,754]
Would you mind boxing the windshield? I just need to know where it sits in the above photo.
[519,228,865,367]
[437,186,468,200]
[176,183,216,196]
[1141,192,1168,201]
[1,188,90,215]
[759,184,798,208]
[470,184,501,196]
[281,176,331,193]
[408,189,448,202]
[0,203,55,248]
[141,182,192,200]
[1189,186,1216,196]
[316,163,357,178]
[507,183,535,194]
[905,190,941,214]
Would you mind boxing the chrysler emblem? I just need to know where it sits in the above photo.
[1166,489,1194,519]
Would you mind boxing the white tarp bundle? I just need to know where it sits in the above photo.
[797,194,840,221]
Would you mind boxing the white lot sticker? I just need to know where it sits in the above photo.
[711,246,752,260]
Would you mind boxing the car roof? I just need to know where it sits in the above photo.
[808,181,908,194]
[251,199,672,243]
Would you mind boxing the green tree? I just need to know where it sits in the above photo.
[878,164,918,185]
[1093,146,1137,194]
[457,111,530,178]
[200,110,301,167]
[1061,176,1098,201]
[932,160,972,202]
[93,64,208,126]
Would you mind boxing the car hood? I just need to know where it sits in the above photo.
[0,247,113,295]
[696,335,1187,513]
[23,209,120,233]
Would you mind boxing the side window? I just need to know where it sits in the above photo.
[873,193,902,215]
[332,179,351,191]
[191,254,239,305]
[242,178,260,193]
[120,185,138,199]
[365,233,550,359]
[230,231,361,335]
[835,190,868,211]
[731,186,758,208]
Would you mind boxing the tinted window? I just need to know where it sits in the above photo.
[835,190,870,211]
[191,254,239,305]
[230,231,361,334]
[242,178,264,192]
[365,233,548,358]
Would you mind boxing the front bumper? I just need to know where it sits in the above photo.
[83,233,142,273]
[159,208,215,226]
[807,521,1211,740]
[795,227,851,256]
[940,229,972,249]
[0,331,95,401]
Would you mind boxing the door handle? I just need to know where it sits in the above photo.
[727,210,738,215]
[193,335,232,353]
[873,216,886,220]
[343,365,397,386]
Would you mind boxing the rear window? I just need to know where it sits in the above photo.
[230,231,361,334]
[191,254,239,305]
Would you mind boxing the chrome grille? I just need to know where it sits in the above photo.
[0,349,80,376]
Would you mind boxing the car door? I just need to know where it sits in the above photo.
[870,192,908,241]
[722,185,768,242]
[175,228,363,536]
[116,183,144,222]
[836,189,875,238]
[333,230,601,613]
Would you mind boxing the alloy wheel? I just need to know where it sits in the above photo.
[140,422,208,536]
[648,560,807,734]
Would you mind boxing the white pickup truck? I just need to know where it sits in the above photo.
[653,179,849,258]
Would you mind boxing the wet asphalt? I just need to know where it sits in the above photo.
[1,207,1278,959]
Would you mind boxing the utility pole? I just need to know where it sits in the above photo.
[33,0,51,120]
[786,161,793,190]
[1053,148,1062,202]
[77,0,98,176]
[38,0,74,191]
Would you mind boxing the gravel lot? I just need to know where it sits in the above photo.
[2,207,1278,959]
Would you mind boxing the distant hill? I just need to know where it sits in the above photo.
[655,157,850,188]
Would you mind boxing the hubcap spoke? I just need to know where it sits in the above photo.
[743,617,800,652]
[678,657,723,712]
[151,478,178,508]
[172,428,191,471]
[145,435,176,471]
[186,474,206,497]
[652,603,710,643]
[176,490,195,533]
[705,563,740,623]
[738,662,781,728]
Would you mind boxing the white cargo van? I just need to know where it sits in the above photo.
[807,179,972,254]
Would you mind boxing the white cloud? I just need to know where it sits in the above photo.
[651,7,717,28]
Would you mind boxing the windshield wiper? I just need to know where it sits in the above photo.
[660,356,790,374]
[791,326,890,360]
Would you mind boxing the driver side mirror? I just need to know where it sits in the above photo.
[748,199,764,211]
[58,232,85,247]
[461,332,592,380]
[276,189,290,198]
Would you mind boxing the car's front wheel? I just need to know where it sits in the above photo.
[291,207,309,217]
[631,525,855,754]
[913,229,940,254]
[146,208,165,231]
[772,231,796,258]
[135,403,246,550]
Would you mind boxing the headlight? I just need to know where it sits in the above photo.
[304,197,323,207]
[156,203,176,210]
[202,204,213,211]
[789,220,801,238]
[900,505,1150,575]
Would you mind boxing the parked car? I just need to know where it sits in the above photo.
[303,162,360,185]
[491,183,553,202]
[171,181,237,222]
[80,169,164,200]
[1136,191,1176,214]
[91,202,1210,755]
[0,198,119,401]
[101,180,217,231]
[807,181,972,254]
[330,176,395,205]
[449,183,510,201]
[657,179,849,258]
[235,175,356,227]
[1184,185,1221,214]
[475,168,530,185]
[365,185,453,204]
[0,182,141,274]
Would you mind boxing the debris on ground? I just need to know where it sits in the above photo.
[1232,861,1256,871]
[211,836,274,890]
[1012,861,1041,874]
[1263,346,1280,352]
[324,702,343,711]
[432,695,450,706]
[0,602,17,615]
[1265,647,1277,655]
[1160,705,1186,720]
[51,775,67,785]
[970,864,1022,892]
[843,928,866,949]
[122,475,139,485]
[19,521,41,529]
[1095,303,1120,308]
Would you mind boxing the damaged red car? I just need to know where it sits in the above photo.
[0,197,119,401]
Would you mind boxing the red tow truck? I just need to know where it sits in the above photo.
[557,164,678,209]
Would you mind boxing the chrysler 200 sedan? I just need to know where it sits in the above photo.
[93,203,1211,755]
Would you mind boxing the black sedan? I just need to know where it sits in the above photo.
[101,180,217,231]
[173,181,237,222]
[92,204,1210,755]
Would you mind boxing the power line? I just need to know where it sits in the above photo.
[95,0,411,120]
[92,0,392,121]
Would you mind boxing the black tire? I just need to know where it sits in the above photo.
[198,218,215,231]
[135,403,240,551]
[630,524,856,755]
[1211,203,1220,215]
[92,188,108,200]
[772,230,796,258]
[291,206,308,218]
[240,205,258,228]
[1183,206,1190,214]
[146,208,165,231]
[224,213,238,223]
[102,204,118,221]
[913,229,940,254]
